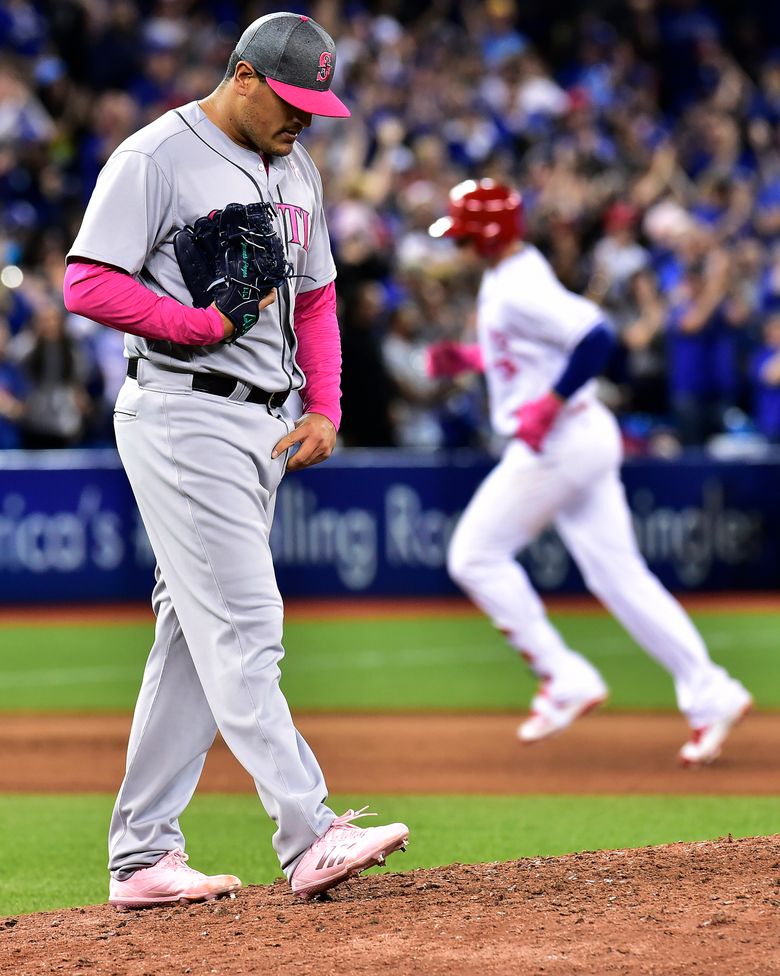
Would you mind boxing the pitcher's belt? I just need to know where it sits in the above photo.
[126,358,289,408]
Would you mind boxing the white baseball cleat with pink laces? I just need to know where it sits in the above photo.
[291,806,409,900]
[108,849,241,910]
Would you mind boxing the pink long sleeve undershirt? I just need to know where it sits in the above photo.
[292,281,342,430]
[63,260,226,345]
[63,261,342,429]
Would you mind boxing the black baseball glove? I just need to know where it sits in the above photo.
[173,202,293,342]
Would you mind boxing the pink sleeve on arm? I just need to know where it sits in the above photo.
[63,261,225,346]
[294,281,342,430]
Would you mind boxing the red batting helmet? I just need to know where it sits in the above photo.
[429,179,524,257]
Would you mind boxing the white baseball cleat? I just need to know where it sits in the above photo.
[108,849,241,910]
[678,692,753,766]
[290,806,409,900]
[518,678,608,744]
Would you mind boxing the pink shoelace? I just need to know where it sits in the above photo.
[162,849,200,875]
[329,806,378,831]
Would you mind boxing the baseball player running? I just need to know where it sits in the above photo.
[428,179,751,765]
[63,12,408,907]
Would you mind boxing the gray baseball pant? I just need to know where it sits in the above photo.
[108,360,334,881]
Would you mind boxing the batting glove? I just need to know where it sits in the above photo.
[514,392,564,452]
[424,341,484,378]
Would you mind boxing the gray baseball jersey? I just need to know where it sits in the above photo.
[68,99,337,392]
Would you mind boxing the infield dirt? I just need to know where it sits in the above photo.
[0,711,773,794]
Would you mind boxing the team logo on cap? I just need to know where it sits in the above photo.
[317,52,332,83]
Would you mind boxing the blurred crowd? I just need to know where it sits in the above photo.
[3,0,780,455]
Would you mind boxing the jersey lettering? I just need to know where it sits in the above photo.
[275,202,311,251]
[488,329,519,379]
[494,357,519,380]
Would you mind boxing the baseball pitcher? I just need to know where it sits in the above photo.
[64,13,408,907]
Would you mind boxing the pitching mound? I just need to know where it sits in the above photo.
[2,835,778,975]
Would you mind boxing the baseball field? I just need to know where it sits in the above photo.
[0,595,778,974]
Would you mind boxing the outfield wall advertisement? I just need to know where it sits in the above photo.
[0,449,777,603]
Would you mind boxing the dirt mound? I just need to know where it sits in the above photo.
[2,835,778,975]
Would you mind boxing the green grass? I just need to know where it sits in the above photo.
[1,609,775,917]
[0,610,776,712]
[1,793,778,916]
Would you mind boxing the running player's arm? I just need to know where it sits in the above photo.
[514,321,615,451]
[425,341,484,378]
[505,274,616,396]
[508,273,616,449]
[550,321,615,399]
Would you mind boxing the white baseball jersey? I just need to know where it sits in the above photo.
[448,245,748,738]
[476,245,603,436]
[68,100,336,392]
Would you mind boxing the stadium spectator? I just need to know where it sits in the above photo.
[0,316,25,448]
[2,2,780,453]
[607,268,669,420]
[338,280,396,448]
[382,302,453,449]
[750,307,780,443]
[16,301,93,449]
[588,201,650,306]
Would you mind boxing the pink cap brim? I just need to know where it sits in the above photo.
[266,77,351,118]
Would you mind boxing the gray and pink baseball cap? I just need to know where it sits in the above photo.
[233,12,350,118]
